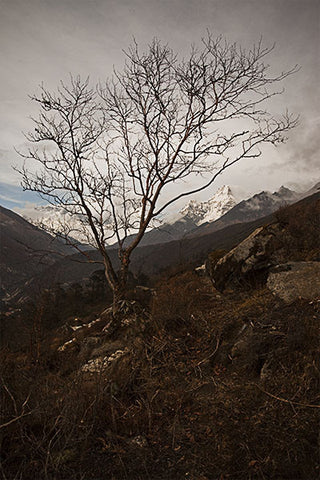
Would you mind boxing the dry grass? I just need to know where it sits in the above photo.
[1,269,319,479]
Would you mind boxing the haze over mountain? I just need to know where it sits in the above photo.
[15,182,319,249]
[36,188,320,286]
[22,204,92,246]
[18,185,237,247]
[134,185,237,246]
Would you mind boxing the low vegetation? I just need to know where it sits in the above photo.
[1,272,319,479]
[1,198,319,479]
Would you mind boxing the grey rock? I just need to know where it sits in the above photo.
[267,261,320,303]
[210,224,283,291]
[81,348,129,374]
[195,264,207,276]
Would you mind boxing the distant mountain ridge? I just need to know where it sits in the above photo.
[22,185,237,247]
[138,184,305,245]
[24,204,91,246]
[186,185,302,238]
[135,185,236,246]
[39,190,320,285]
[19,182,319,248]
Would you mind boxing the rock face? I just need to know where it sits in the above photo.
[229,322,285,376]
[267,262,320,303]
[56,300,148,383]
[81,348,129,373]
[209,223,283,291]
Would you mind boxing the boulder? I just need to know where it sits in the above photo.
[209,224,283,291]
[267,262,320,303]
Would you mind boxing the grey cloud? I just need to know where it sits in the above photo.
[0,0,318,196]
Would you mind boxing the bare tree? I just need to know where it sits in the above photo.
[18,34,298,315]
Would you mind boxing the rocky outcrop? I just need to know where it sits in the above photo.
[209,223,284,291]
[207,192,320,293]
[55,299,149,386]
[230,324,285,377]
[195,264,206,276]
[267,262,320,303]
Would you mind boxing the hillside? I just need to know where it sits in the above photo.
[1,192,319,480]
[0,206,72,302]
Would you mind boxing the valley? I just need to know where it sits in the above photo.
[0,184,319,479]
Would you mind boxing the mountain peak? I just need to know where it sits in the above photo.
[277,185,290,193]
[215,185,232,195]
[179,185,236,225]
[273,186,297,199]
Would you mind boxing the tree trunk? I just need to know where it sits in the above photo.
[112,281,127,316]
[103,250,130,317]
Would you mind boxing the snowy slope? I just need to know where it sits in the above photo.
[25,205,91,245]
[179,186,237,225]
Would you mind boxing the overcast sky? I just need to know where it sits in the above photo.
[0,0,319,213]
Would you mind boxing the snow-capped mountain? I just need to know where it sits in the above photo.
[241,186,300,214]
[133,185,237,246]
[28,186,237,248]
[179,185,237,225]
[302,181,320,197]
[187,185,301,238]
[20,182,318,249]
[25,205,92,246]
